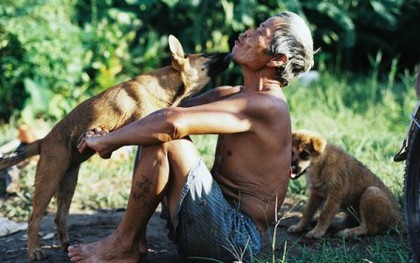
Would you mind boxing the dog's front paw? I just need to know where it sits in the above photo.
[29,248,46,261]
[287,224,304,233]
[336,228,351,238]
[305,229,325,239]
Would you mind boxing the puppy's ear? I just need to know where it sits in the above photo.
[169,35,185,71]
[311,135,326,154]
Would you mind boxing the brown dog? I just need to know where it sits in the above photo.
[0,35,230,261]
[287,130,404,239]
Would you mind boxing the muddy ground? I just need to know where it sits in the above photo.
[0,198,411,263]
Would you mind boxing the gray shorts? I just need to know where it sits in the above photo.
[169,158,262,262]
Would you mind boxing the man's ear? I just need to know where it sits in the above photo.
[266,54,288,67]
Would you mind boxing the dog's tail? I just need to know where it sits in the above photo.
[0,140,41,170]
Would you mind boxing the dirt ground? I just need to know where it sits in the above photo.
[0,198,410,263]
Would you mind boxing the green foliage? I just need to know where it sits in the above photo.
[0,2,416,260]
[78,16,138,95]
[300,0,409,71]
[1,0,419,123]
[0,0,88,122]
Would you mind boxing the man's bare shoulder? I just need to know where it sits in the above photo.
[242,89,288,116]
[213,85,243,96]
[181,85,243,107]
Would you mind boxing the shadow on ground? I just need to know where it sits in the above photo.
[0,198,410,262]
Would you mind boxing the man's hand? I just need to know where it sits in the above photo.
[77,127,112,159]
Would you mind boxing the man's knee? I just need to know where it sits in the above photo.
[165,139,199,161]
[136,144,167,162]
[151,139,200,182]
[137,138,198,164]
[165,137,194,153]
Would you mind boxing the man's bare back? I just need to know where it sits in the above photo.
[211,87,291,232]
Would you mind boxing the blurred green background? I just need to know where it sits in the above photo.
[0,3,417,260]
[1,0,419,123]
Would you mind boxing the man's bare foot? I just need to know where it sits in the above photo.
[68,233,140,263]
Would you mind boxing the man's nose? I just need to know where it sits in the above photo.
[244,29,253,36]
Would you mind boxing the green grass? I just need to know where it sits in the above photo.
[285,70,417,198]
[287,235,409,263]
[0,68,417,261]
[255,232,409,263]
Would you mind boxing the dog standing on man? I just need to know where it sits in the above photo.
[0,35,231,261]
[287,130,404,239]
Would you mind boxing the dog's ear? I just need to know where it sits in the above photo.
[169,35,185,71]
[311,135,326,154]
[293,130,327,155]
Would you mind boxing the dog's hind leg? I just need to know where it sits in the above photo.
[337,186,394,238]
[28,150,70,261]
[55,164,80,251]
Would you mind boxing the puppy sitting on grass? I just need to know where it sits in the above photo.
[287,130,404,239]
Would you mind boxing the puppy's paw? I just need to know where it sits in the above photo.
[336,228,351,238]
[287,224,304,233]
[305,229,324,239]
[336,226,367,238]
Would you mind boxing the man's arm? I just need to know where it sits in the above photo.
[78,92,256,157]
[180,85,242,107]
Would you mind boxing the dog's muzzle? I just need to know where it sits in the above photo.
[206,52,232,78]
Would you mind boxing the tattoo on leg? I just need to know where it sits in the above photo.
[131,176,156,209]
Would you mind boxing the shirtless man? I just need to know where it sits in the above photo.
[68,11,314,262]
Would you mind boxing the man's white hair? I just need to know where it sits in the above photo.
[268,11,314,86]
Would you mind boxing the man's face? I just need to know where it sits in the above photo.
[232,17,284,70]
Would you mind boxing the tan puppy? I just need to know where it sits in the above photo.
[0,35,230,261]
[287,130,404,239]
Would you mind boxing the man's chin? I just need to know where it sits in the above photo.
[230,50,240,63]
